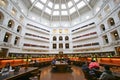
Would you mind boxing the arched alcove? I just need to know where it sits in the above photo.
[0,11,4,24]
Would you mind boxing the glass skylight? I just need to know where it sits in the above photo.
[54,4,59,9]
[45,8,51,14]
[86,16,90,19]
[32,16,35,20]
[77,1,86,9]
[96,7,100,13]
[35,2,44,9]
[69,7,76,14]
[30,0,35,3]
[87,0,90,2]
[68,1,73,8]
[74,0,79,3]
[48,1,53,8]
[61,4,66,9]
[28,0,94,24]
[41,0,47,3]
[53,11,59,15]
[61,11,68,15]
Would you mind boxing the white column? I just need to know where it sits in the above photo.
[107,33,113,43]
[63,43,65,50]
[9,34,15,45]
[117,27,120,38]
[57,43,59,50]
[0,29,6,42]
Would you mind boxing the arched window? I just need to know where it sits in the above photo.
[59,29,62,33]
[19,15,24,22]
[103,35,109,44]
[53,44,56,49]
[59,36,63,41]
[59,43,63,48]
[0,0,8,8]
[11,8,17,16]
[118,11,120,20]
[111,30,119,40]
[0,11,4,24]
[7,20,14,28]
[65,36,69,41]
[53,36,57,41]
[65,43,69,49]
[107,18,115,26]
[14,36,19,45]
[104,5,110,13]
[113,0,120,4]
[3,32,11,42]
[17,26,22,33]
[100,24,105,32]
[53,29,57,34]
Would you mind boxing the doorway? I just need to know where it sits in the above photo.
[0,48,8,58]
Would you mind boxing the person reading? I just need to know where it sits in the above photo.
[1,62,14,76]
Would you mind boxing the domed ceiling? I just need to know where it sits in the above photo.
[22,0,97,22]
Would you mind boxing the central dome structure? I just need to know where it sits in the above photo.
[21,0,97,27]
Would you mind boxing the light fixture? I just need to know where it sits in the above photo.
[114,33,118,36]
[6,35,8,38]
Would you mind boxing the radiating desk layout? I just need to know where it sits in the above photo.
[0,67,39,80]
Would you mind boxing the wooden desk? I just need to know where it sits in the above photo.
[55,63,68,72]
[0,67,38,80]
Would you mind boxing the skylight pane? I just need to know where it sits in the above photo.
[61,11,68,15]
[53,11,59,15]
[35,2,44,9]
[30,0,35,3]
[68,1,73,8]
[32,17,36,20]
[70,7,76,14]
[96,7,100,13]
[74,0,79,3]
[77,1,86,9]
[54,4,59,9]
[45,8,51,14]
[41,0,47,3]
[87,0,90,2]
[61,4,66,9]
[48,1,53,8]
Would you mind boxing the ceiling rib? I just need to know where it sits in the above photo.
[83,0,92,10]
[25,0,95,25]
[71,0,80,17]
[65,0,71,26]
[60,0,61,25]
[40,0,50,20]
[50,0,56,22]
[27,0,38,16]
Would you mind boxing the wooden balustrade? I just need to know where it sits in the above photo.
[0,58,53,68]
[70,57,120,67]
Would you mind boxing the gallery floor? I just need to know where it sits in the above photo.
[40,66,86,80]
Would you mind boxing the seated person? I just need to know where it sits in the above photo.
[33,60,39,67]
[89,60,99,70]
[82,62,90,73]
[1,62,14,75]
[14,66,20,72]
[99,65,115,80]
[66,58,71,65]
[88,60,100,78]
[51,59,56,65]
